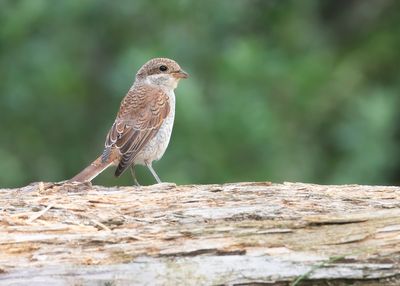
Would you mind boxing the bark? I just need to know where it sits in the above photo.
[1,181,400,285]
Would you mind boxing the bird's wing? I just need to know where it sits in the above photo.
[104,84,170,176]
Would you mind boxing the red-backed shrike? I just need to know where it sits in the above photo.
[70,58,188,185]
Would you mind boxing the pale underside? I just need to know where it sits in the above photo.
[132,90,175,165]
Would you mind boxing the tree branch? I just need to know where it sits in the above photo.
[1,181,400,285]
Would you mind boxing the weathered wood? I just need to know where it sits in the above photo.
[1,181,400,285]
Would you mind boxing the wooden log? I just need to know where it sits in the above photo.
[1,181,400,285]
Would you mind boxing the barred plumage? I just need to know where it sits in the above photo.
[70,58,188,184]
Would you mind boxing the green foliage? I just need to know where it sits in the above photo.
[0,0,399,187]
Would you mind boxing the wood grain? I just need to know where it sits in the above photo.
[1,181,400,285]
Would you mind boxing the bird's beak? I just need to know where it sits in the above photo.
[173,69,189,79]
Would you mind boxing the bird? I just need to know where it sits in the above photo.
[70,58,188,185]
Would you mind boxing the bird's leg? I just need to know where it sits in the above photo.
[130,165,141,186]
[145,161,162,184]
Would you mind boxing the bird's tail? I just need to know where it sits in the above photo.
[69,149,119,183]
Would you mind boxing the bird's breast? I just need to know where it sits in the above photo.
[134,91,176,165]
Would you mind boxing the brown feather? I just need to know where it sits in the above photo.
[103,83,170,177]
[70,57,185,183]
[70,149,120,182]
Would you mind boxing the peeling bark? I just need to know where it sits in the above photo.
[1,181,400,285]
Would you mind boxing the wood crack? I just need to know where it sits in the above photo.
[1,181,400,285]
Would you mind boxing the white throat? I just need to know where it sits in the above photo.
[144,74,179,91]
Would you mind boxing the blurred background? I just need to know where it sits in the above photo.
[1,0,399,188]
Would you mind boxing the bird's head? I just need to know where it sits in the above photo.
[136,58,189,90]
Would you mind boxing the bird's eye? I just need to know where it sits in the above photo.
[159,65,168,72]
